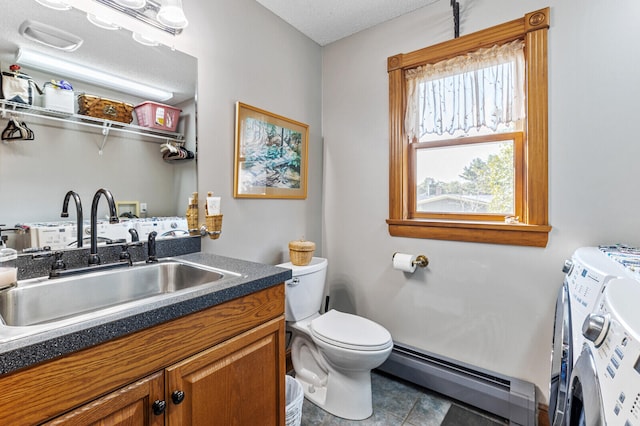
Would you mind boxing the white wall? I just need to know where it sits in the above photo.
[167,0,324,265]
[322,0,640,403]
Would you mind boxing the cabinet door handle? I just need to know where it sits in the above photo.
[171,390,185,404]
[152,400,166,415]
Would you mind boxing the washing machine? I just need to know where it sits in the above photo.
[23,221,78,250]
[567,277,640,425]
[550,246,639,425]
[133,217,189,240]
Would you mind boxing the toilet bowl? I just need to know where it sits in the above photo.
[278,258,393,420]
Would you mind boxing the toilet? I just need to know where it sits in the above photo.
[278,257,393,420]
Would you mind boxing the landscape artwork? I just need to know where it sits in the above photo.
[234,102,308,199]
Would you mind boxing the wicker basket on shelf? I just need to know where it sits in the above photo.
[77,94,134,123]
[288,239,315,266]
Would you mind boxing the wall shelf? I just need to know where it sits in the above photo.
[0,99,185,145]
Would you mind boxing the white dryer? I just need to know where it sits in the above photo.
[567,277,640,425]
[550,246,636,425]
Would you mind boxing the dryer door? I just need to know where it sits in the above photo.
[567,344,605,426]
[550,282,572,426]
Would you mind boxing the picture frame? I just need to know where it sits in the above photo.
[116,201,140,218]
[234,102,308,199]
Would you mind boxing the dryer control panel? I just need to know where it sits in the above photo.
[590,278,640,425]
[566,247,628,356]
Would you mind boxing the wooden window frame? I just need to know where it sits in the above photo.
[387,8,551,247]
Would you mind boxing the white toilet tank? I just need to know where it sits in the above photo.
[277,257,328,321]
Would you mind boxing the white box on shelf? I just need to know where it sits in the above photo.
[43,86,74,114]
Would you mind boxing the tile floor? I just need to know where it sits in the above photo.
[297,370,508,426]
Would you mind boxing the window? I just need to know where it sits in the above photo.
[413,132,522,219]
[387,8,551,247]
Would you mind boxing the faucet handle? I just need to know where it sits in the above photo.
[128,228,140,242]
[119,244,133,266]
[146,231,158,263]
[49,251,67,278]
[52,251,66,270]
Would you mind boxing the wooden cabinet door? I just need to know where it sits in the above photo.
[43,371,165,426]
[165,317,286,426]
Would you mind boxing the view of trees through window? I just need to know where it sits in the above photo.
[415,141,514,215]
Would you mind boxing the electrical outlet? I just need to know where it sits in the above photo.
[140,203,148,212]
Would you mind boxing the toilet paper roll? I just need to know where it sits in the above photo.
[393,253,417,273]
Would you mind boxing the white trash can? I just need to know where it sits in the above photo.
[285,375,304,426]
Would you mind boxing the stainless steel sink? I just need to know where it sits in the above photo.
[0,259,239,329]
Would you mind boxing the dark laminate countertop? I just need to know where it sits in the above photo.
[0,252,291,375]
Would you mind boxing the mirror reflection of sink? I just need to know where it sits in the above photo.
[0,259,239,328]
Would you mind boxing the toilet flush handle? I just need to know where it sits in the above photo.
[288,277,300,287]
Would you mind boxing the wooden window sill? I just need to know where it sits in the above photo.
[386,219,551,247]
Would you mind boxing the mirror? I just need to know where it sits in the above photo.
[0,1,197,251]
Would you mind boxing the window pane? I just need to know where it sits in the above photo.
[416,141,514,215]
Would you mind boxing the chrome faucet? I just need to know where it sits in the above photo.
[60,190,83,248]
[88,188,119,266]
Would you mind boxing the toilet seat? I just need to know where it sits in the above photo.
[310,310,392,351]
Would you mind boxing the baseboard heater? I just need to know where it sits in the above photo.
[377,343,536,426]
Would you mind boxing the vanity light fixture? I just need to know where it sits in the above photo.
[35,0,72,11]
[94,0,188,35]
[16,48,173,101]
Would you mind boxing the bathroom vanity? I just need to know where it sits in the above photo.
[0,253,290,425]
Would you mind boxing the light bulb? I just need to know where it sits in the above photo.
[87,13,121,30]
[35,0,72,11]
[16,48,173,101]
[113,0,147,9]
[157,0,188,29]
[132,32,159,47]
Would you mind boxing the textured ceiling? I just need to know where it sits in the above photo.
[255,0,440,46]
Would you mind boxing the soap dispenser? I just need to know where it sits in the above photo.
[0,229,17,289]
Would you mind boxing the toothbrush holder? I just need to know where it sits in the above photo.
[186,205,199,236]
[205,214,223,239]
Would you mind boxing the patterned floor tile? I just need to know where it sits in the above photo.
[371,371,423,421]
[441,405,508,426]
[296,370,507,426]
[404,391,452,426]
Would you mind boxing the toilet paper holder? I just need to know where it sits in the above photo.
[392,253,429,268]
[412,255,429,268]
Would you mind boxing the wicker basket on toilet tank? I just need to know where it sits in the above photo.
[288,239,315,266]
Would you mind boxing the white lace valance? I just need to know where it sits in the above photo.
[405,39,525,141]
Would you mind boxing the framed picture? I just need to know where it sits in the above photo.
[116,201,140,218]
[234,102,308,199]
